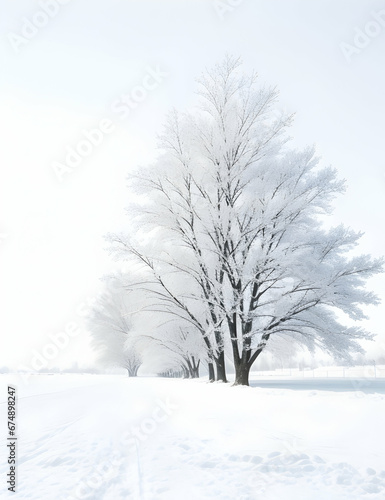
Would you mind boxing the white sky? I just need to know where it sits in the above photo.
[1,0,384,370]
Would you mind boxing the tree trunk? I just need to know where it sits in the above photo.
[182,364,190,379]
[233,361,251,386]
[233,343,266,385]
[189,357,200,378]
[190,367,199,378]
[214,351,227,382]
[127,365,140,377]
[208,362,215,382]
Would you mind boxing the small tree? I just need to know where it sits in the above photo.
[109,56,383,385]
[88,278,142,376]
[126,308,205,379]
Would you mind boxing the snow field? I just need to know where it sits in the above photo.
[1,374,385,499]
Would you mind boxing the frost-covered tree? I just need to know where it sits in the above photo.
[88,278,142,377]
[132,320,204,378]
[111,251,225,381]
[109,56,383,386]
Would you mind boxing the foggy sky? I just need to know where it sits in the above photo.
[1,0,384,370]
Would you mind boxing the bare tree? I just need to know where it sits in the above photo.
[109,56,383,385]
[126,308,205,379]
[88,278,142,377]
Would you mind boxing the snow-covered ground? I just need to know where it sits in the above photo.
[1,374,385,500]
